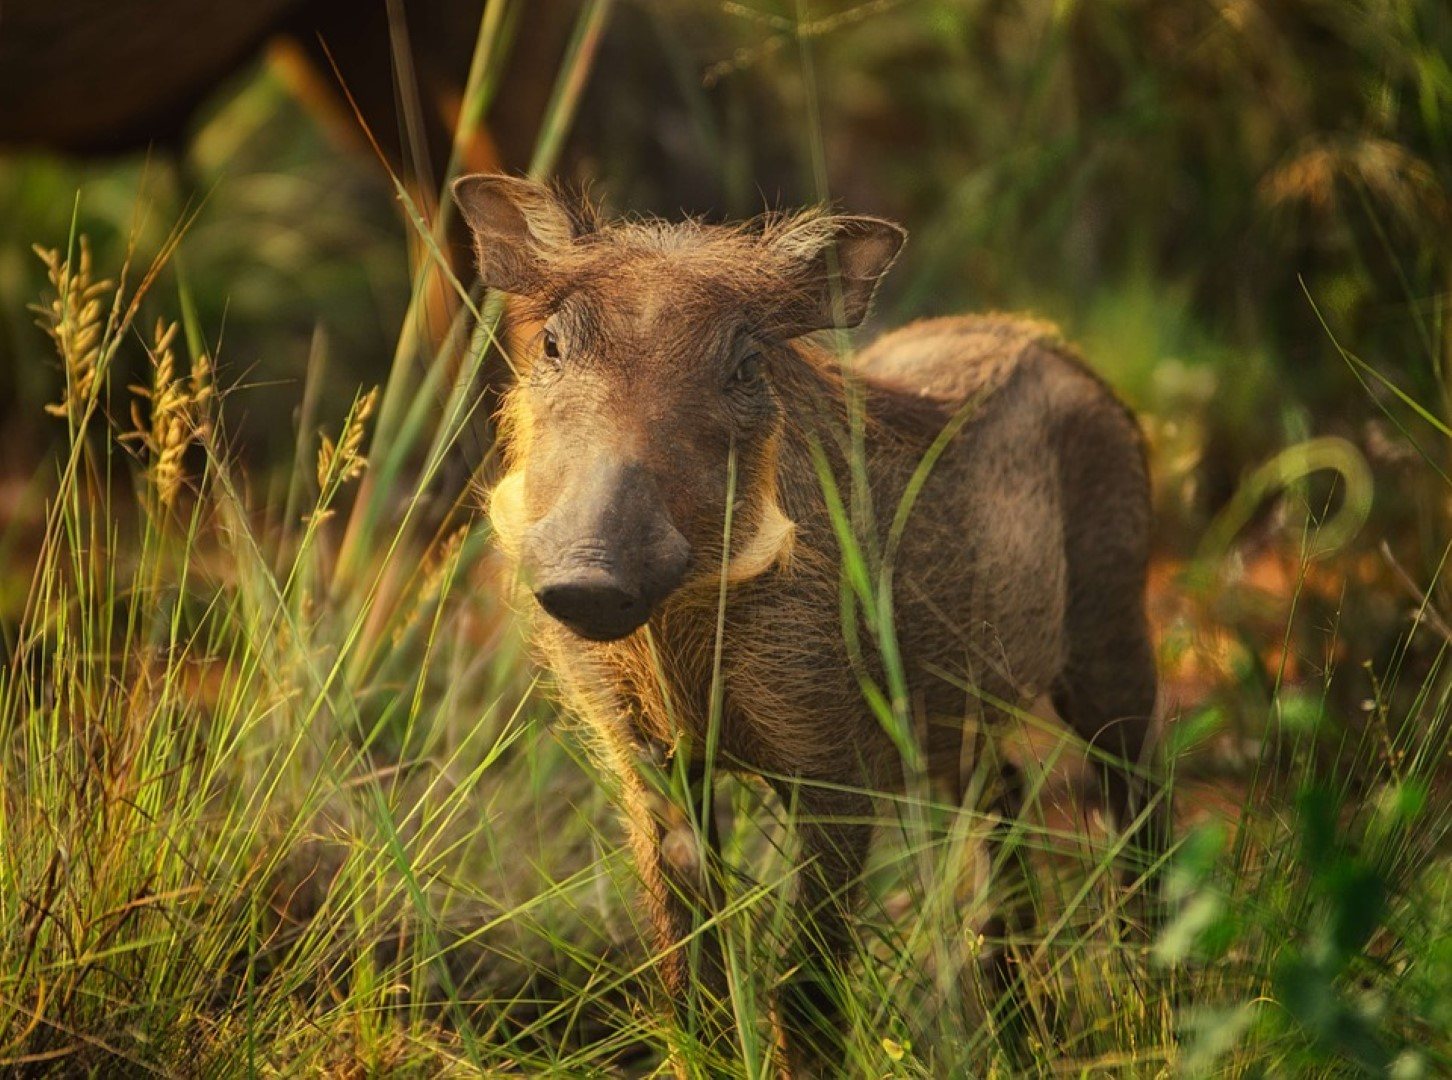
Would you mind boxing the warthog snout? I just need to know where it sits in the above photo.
[522,461,690,641]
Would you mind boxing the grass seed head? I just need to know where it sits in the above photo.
[317,386,378,490]
[127,318,213,509]
[31,236,114,422]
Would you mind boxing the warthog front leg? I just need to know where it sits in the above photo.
[615,749,731,1055]
[771,783,875,1076]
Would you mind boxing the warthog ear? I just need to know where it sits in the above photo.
[451,174,581,294]
[767,214,906,334]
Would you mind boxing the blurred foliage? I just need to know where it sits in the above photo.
[1156,778,1452,1076]
[0,67,409,464]
[0,1,1448,711]
[3,1,1450,483]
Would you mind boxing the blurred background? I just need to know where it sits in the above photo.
[2,0,1450,763]
[3,2,1448,483]
[3,4,1451,1071]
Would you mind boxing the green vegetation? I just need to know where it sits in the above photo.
[2,2,1450,1075]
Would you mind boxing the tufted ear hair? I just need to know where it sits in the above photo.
[765,213,906,335]
[451,173,586,295]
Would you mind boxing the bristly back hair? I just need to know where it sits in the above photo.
[520,195,875,342]
[533,179,857,274]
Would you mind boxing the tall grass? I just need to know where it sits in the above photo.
[4,245,1449,1073]
[2,3,1452,1077]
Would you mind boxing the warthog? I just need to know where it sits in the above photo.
[454,173,1165,1071]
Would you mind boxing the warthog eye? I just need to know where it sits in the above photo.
[541,328,561,364]
[728,350,764,388]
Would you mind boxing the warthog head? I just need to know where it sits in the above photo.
[453,174,904,642]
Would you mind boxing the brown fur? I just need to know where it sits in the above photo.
[455,176,1164,1074]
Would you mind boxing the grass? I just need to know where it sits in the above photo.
[3,3,1452,1077]
[3,284,1448,1073]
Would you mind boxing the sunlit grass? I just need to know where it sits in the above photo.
[4,233,1452,1075]
[2,2,1452,1077]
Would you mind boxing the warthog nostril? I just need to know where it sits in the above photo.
[533,573,648,641]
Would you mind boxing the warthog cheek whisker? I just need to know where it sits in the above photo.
[726,496,796,583]
[487,470,528,558]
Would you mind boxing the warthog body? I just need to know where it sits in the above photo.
[454,174,1162,1071]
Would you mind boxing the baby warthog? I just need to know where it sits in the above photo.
[455,173,1165,1072]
